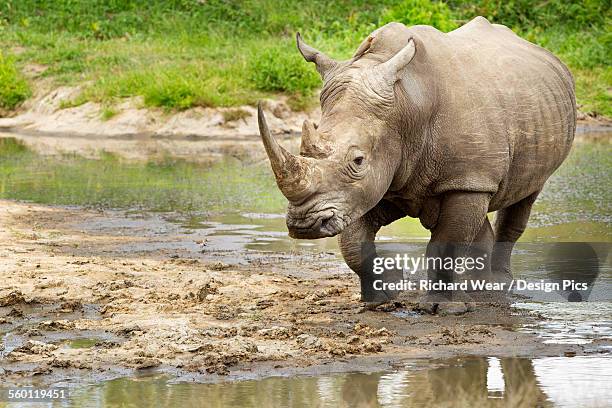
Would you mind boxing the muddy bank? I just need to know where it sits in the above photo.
[0,87,316,162]
[0,200,592,386]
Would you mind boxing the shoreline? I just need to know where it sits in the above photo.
[0,99,610,164]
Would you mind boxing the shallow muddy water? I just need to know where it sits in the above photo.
[13,355,612,407]
[0,131,610,406]
[0,134,610,240]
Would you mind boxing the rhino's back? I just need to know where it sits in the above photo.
[409,17,576,209]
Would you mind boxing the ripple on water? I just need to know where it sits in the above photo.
[514,302,612,345]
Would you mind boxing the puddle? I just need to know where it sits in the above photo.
[514,302,612,346]
[0,137,286,213]
[66,338,107,349]
[30,356,608,407]
[168,211,429,255]
[0,303,120,357]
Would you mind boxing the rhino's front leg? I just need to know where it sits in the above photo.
[420,192,491,314]
[338,200,405,303]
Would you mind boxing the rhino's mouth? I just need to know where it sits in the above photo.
[286,207,347,239]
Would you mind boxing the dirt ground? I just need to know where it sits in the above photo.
[0,200,586,386]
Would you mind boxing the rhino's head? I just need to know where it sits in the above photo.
[258,29,418,239]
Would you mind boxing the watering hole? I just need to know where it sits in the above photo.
[38,356,612,407]
[0,130,610,406]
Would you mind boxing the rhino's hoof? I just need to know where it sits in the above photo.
[359,277,399,304]
[418,292,474,315]
[360,289,397,304]
[438,302,474,316]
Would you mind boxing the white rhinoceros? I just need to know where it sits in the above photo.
[257,17,575,311]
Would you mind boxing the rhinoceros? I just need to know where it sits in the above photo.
[257,17,575,311]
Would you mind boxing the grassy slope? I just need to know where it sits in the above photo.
[0,0,609,116]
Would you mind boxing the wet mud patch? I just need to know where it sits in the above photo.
[1,201,605,388]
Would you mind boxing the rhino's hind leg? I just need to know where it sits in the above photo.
[338,200,405,304]
[491,191,540,281]
[467,216,513,304]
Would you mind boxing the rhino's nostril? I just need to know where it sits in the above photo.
[320,217,329,229]
[320,213,334,230]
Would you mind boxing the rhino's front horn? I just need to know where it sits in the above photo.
[258,103,318,203]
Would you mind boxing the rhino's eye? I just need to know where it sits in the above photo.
[353,156,364,166]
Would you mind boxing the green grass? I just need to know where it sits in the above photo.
[0,1,609,116]
[101,106,118,120]
[0,51,31,111]
[0,138,285,213]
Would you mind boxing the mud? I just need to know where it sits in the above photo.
[0,200,592,386]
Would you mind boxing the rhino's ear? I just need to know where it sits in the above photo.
[296,32,338,79]
[379,38,416,84]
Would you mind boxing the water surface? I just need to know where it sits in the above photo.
[20,356,610,407]
[0,133,610,407]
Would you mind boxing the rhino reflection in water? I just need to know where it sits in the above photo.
[258,17,575,312]
[317,357,549,407]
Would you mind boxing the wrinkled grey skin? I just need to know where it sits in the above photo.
[258,17,575,309]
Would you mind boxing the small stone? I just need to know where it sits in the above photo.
[0,290,26,307]
[12,340,58,355]
[362,341,383,353]
[296,334,322,349]
[257,326,291,340]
